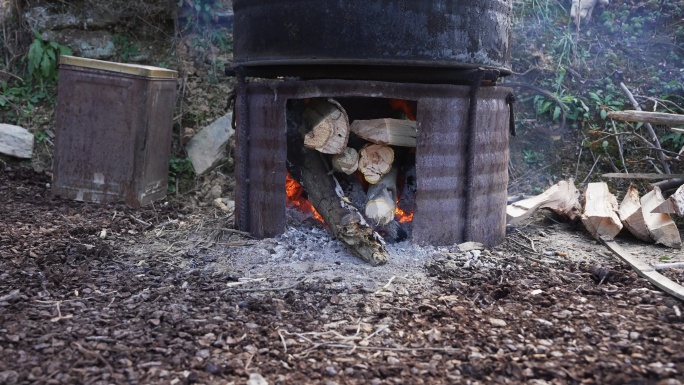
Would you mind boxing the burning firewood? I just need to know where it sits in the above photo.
[651,184,684,217]
[617,184,653,242]
[350,118,417,147]
[581,182,623,240]
[641,187,682,249]
[358,144,394,184]
[331,147,359,175]
[290,148,389,265]
[365,166,399,226]
[506,180,581,225]
[302,98,350,154]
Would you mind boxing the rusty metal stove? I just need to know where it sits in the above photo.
[233,78,513,247]
[231,0,515,247]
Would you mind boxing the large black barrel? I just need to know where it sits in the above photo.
[233,0,512,82]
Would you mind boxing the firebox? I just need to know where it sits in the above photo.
[230,0,514,251]
[233,79,512,247]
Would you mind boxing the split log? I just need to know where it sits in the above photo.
[365,166,399,226]
[302,98,350,154]
[651,184,684,216]
[350,118,417,147]
[641,187,682,249]
[358,144,394,184]
[331,147,359,175]
[617,184,653,242]
[289,148,389,265]
[606,110,684,126]
[581,182,623,240]
[506,180,582,225]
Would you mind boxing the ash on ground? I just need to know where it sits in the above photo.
[204,209,511,294]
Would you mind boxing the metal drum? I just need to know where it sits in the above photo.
[233,0,512,82]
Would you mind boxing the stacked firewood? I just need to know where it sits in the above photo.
[286,98,418,265]
[507,179,683,248]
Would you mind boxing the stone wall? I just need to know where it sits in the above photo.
[16,0,233,63]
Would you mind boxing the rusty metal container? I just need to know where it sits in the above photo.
[233,0,512,82]
[53,56,178,206]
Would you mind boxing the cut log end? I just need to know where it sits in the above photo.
[581,182,623,240]
[302,99,350,154]
[618,184,653,242]
[358,144,394,184]
[331,147,359,175]
[641,187,682,249]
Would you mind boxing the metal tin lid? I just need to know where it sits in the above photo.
[59,55,178,79]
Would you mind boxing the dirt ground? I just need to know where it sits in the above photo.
[2,165,684,385]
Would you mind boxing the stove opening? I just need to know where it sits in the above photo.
[285,96,418,242]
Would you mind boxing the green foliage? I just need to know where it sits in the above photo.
[168,156,194,193]
[0,33,70,125]
[523,149,543,166]
[532,93,589,127]
[26,32,72,89]
[588,91,624,120]
[178,0,222,25]
[661,132,684,151]
[113,35,141,62]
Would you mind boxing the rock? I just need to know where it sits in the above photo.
[489,318,507,327]
[44,30,115,59]
[0,124,33,159]
[247,373,268,385]
[458,241,485,252]
[186,113,235,175]
[24,5,120,31]
[213,198,235,213]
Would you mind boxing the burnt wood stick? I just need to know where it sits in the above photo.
[296,149,389,265]
[649,178,684,192]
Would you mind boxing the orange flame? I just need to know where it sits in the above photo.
[394,204,414,223]
[389,99,417,121]
[286,172,324,222]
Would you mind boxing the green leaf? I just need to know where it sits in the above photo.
[59,45,73,56]
[600,110,607,120]
[40,55,52,78]
[553,106,561,121]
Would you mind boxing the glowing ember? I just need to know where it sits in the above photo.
[394,204,414,223]
[389,99,417,121]
[286,172,324,222]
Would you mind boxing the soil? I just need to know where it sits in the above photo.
[3,165,684,385]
